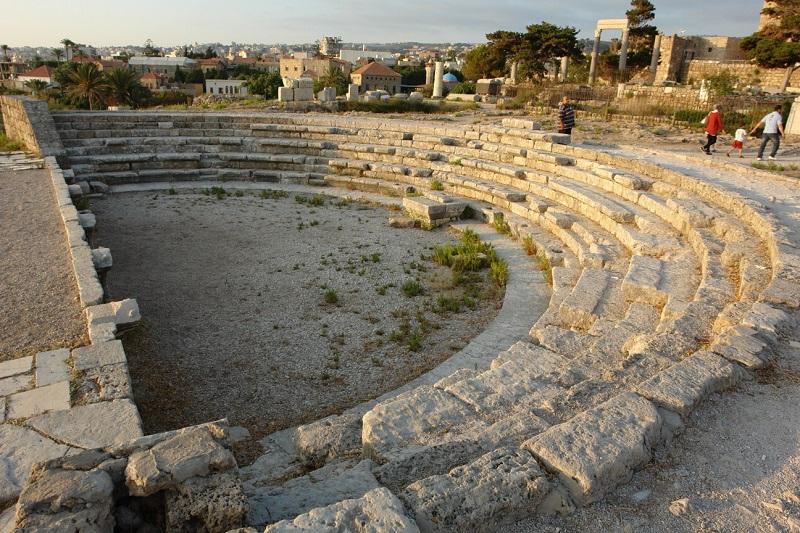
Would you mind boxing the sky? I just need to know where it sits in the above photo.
[3,0,764,48]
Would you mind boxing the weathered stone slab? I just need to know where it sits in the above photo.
[35,348,70,387]
[14,468,114,530]
[125,426,237,497]
[635,351,743,417]
[295,412,362,467]
[558,268,612,330]
[166,471,247,532]
[0,356,33,379]
[622,255,666,305]
[0,374,32,397]
[6,380,70,419]
[402,447,552,533]
[712,325,773,368]
[0,425,70,507]
[523,392,662,506]
[248,459,380,525]
[264,487,419,532]
[362,386,478,461]
[27,399,142,449]
[72,340,127,371]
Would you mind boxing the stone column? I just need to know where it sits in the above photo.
[785,96,800,140]
[424,63,434,86]
[618,28,630,75]
[649,33,662,84]
[510,62,518,85]
[560,57,569,82]
[432,61,444,98]
[588,29,602,85]
[347,83,359,102]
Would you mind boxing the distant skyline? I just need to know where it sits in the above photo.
[4,0,764,48]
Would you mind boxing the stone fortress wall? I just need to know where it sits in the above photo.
[1,96,798,531]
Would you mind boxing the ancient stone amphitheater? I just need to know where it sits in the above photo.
[1,96,798,531]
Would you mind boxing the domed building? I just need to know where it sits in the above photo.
[442,72,459,91]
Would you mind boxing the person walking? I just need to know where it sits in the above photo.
[751,104,785,161]
[701,104,724,155]
[558,96,575,136]
[726,124,748,158]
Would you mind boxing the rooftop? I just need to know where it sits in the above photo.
[128,56,197,66]
[352,61,400,77]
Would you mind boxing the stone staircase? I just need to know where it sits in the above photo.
[50,111,797,532]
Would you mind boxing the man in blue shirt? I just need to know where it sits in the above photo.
[750,105,785,161]
[558,96,575,136]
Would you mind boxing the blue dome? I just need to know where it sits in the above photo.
[442,73,458,82]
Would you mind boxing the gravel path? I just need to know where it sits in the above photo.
[92,190,503,439]
[0,168,87,361]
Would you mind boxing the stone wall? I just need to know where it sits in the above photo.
[682,60,800,91]
[0,95,65,157]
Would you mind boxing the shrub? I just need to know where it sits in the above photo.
[309,194,325,207]
[492,213,511,235]
[522,235,537,256]
[490,259,509,287]
[401,280,424,297]
[407,329,423,351]
[436,295,462,314]
[323,289,339,304]
[210,186,226,199]
[0,133,23,152]
[430,180,444,191]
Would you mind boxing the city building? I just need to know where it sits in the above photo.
[128,56,198,78]
[350,61,402,94]
[139,71,163,90]
[339,49,396,67]
[206,79,249,97]
[280,57,351,81]
[197,58,228,74]
[17,65,56,84]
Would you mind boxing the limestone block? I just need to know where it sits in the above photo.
[68,184,83,197]
[635,351,743,417]
[166,471,247,532]
[294,87,314,102]
[347,84,359,102]
[523,392,662,506]
[75,362,133,404]
[489,341,567,372]
[35,348,70,387]
[362,386,478,461]
[248,459,380,525]
[6,380,70,419]
[711,325,773,368]
[296,77,313,89]
[558,268,612,330]
[402,448,552,533]
[91,247,113,270]
[0,425,70,507]
[85,299,141,330]
[264,487,419,533]
[27,399,142,449]
[72,340,127,371]
[278,87,294,102]
[14,469,115,531]
[0,356,33,378]
[622,255,666,306]
[125,426,237,497]
[0,373,32,397]
[295,412,362,467]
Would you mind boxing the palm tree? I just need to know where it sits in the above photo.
[105,67,147,107]
[24,79,48,97]
[65,63,108,110]
[60,38,75,61]
[53,49,64,62]
[0,45,9,80]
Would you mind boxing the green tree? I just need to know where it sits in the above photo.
[105,67,149,107]
[317,66,349,95]
[626,0,658,69]
[52,48,64,62]
[463,44,503,80]
[741,0,800,91]
[143,39,160,57]
[64,63,108,110]
[60,38,75,61]
[516,22,583,79]
[396,65,426,85]
[705,70,736,97]
[245,72,283,99]
[24,79,48,97]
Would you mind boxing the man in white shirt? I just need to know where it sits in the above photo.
[750,104,785,161]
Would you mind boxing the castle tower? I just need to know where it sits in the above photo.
[758,1,780,33]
